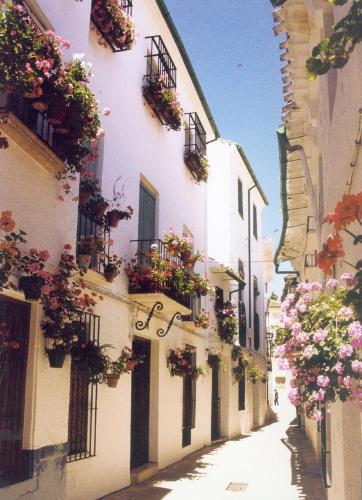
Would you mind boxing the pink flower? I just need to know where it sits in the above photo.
[333,362,344,375]
[343,375,352,388]
[103,107,111,116]
[291,322,302,335]
[312,389,325,402]
[277,358,290,370]
[294,332,308,345]
[347,322,362,349]
[338,344,353,359]
[302,345,316,359]
[339,306,353,319]
[313,329,327,343]
[310,409,323,422]
[28,262,41,273]
[96,128,105,138]
[341,272,355,285]
[317,375,330,388]
[326,278,339,289]
[298,303,307,314]
[351,360,362,373]
[39,250,50,261]
[286,293,295,302]
[309,282,322,292]
[274,344,286,357]
[288,388,300,406]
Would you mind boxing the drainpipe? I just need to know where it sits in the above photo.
[248,185,256,329]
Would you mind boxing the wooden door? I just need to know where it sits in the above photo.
[130,338,151,469]
[211,365,220,441]
[0,297,30,486]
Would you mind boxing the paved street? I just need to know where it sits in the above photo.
[103,400,326,500]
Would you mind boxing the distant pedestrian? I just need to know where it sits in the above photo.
[274,389,279,406]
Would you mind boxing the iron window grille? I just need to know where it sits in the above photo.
[184,112,206,157]
[144,35,177,89]
[91,0,133,53]
[67,312,100,462]
[76,205,111,273]
[0,93,62,159]
[129,239,193,310]
[305,253,317,267]
[238,301,247,347]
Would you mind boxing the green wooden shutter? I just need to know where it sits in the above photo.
[138,185,156,241]
[238,179,243,218]
[253,204,258,239]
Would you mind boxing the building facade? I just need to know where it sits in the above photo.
[272,1,362,499]
[0,1,269,499]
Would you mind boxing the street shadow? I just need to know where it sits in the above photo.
[281,421,326,500]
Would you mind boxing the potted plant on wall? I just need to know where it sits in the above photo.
[143,75,183,131]
[71,338,110,379]
[40,245,101,368]
[192,365,208,381]
[77,235,105,269]
[195,309,209,329]
[104,347,145,388]
[184,151,209,184]
[101,254,123,283]
[167,347,195,377]
[18,248,50,301]
[216,301,238,344]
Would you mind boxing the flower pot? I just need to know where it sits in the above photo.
[47,349,66,368]
[19,276,44,301]
[106,210,120,228]
[78,254,92,269]
[103,266,117,283]
[47,98,67,126]
[94,201,109,220]
[180,250,192,263]
[31,99,49,112]
[105,373,120,388]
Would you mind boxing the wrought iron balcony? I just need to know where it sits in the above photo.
[91,0,133,52]
[0,93,62,158]
[128,239,192,312]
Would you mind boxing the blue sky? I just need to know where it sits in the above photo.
[164,0,286,296]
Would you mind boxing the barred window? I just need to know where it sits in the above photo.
[67,312,100,462]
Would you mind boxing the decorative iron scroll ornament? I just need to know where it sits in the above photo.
[135,301,163,331]
[157,312,182,338]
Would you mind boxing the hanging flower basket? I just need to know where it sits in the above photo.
[19,275,44,301]
[104,373,120,388]
[46,349,66,368]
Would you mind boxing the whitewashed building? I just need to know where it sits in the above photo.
[272,1,362,499]
[0,1,269,499]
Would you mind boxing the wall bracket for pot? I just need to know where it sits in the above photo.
[157,311,182,338]
[135,301,163,331]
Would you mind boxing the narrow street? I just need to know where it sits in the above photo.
[104,399,326,500]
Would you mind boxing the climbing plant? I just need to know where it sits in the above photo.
[271,0,362,79]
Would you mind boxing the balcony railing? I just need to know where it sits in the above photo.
[128,239,192,310]
[0,93,62,157]
[144,36,177,89]
[77,206,111,273]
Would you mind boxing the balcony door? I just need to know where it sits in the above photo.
[211,363,220,441]
[130,338,151,469]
